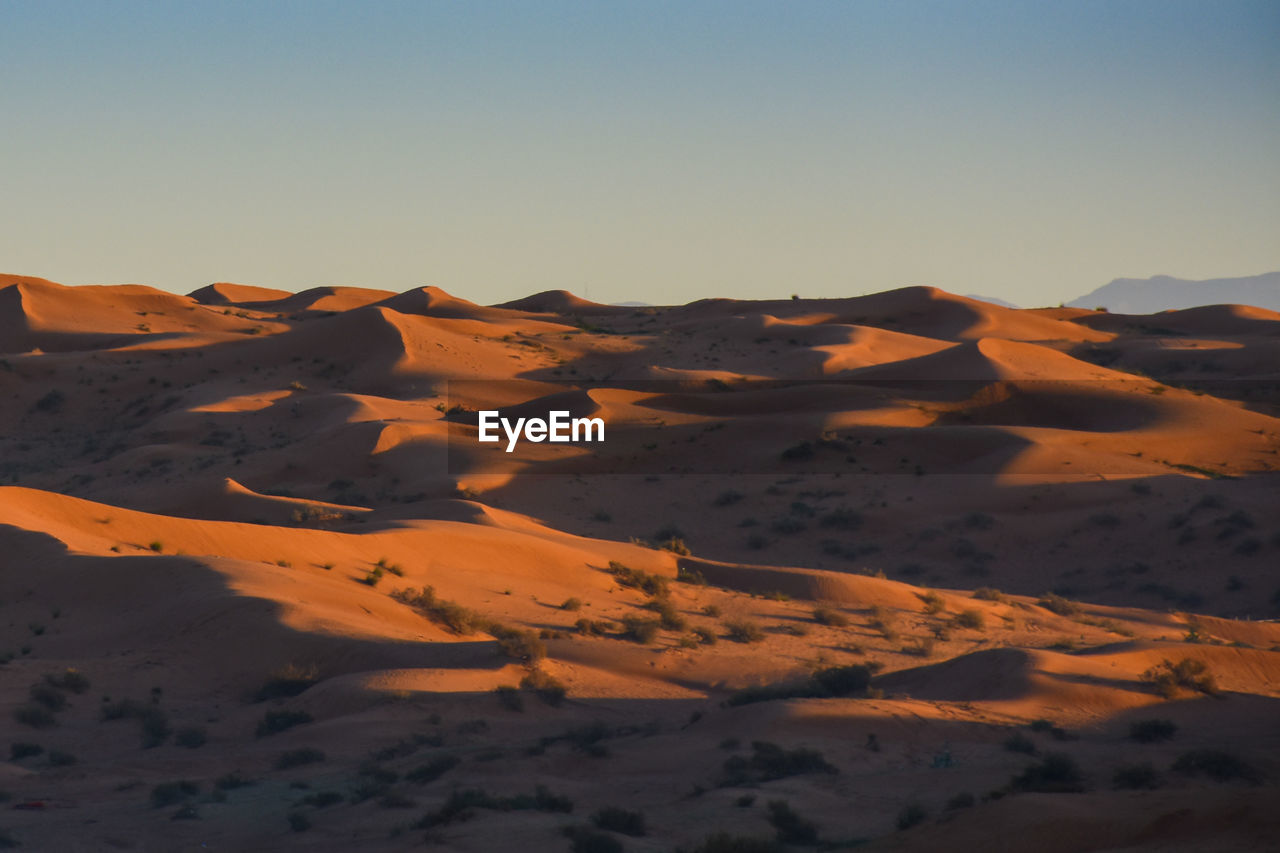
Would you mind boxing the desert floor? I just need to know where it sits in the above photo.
[1,274,1278,852]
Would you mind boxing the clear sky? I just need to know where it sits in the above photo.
[2,1,1277,306]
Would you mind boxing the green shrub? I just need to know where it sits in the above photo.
[256,710,313,737]
[276,748,326,769]
[1128,719,1177,743]
[592,806,646,836]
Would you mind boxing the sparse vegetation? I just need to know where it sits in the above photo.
[767,800,819,844]
[1128,719,1178,743]
[592,806,647,836]
[276,748,326,769]
[1142,658,1219,699]
[812,607,849,627]
[721,741,837,785]
[1172,750,1261,784]
[1009,753,1084,793]
[256,710,314,737]
[724,619,765,643]
[1113,763,1161,789]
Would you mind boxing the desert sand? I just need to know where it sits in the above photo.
[1,274,1278,851]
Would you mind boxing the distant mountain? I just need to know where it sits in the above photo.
[964,293,1020,309]
[1067,272,1280,313]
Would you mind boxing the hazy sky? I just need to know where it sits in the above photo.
[2,1,1277,306]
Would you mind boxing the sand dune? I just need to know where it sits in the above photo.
[0,277,1276,851]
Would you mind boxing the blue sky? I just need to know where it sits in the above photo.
[2,1,1276,305]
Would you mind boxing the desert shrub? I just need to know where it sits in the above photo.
[1010,753,1084,793]
[215,772,254,790]
[609,562,669,598]
[287,811,311,832]
[415,785,573,828]
[1113,763,1161,789]
[48,749,76,767]
[566,828,624,853]
[496,685,524,711]
[721,741,837,786]
[812,607,849,627]
[10,742,42,760]
[946,791,975,810]
[920,591,945,615]
[299,790,343,808]
[391,586,488,634]
[728,664,871,707]
[140,708,171,748]
[28,683,67,711]
[150,781,199,808]
[868,605,899,641]
[688,834,781,853]
[767,800,818,844]
[1128,719,1178,743]
[45,668,90,694]
[677,565,707,585]
[724,619,765,644]
[954,609,985,630]
[693,626,718,645]
[256,710,313,737]
[592,806,647,836]
[490,625,547,663]
[1171,750,1261,784]
[900,638,935,657]
[276,748,325,769]
[646,599,687,631]
[520,669,567,706]
[770,517,806,535]
[620,614,662,644]
[973,587,1004,602]
[714,491,744,507]
[1028,719,1074,741]
[175,726,207,748]
[575,618,615,636]
[561,597,583,611]
[1004,733,1036,754]
[1142,658,1219,699]
[819,508,862,530]
[1038,593,1080,616]
[14,705,56,729]
[255,663,320,701]
[660,537,691,555]
[896,802,927,830]
[405,755,460,785]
